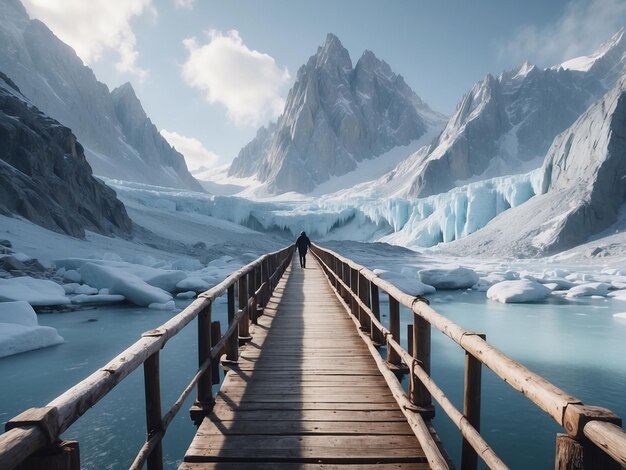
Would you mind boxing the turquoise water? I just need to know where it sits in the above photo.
[391,291,626,469]
[1,293,625,469]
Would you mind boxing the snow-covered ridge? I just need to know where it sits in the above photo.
[558,29,624,72]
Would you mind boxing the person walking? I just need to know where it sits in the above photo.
[295,231,311,268]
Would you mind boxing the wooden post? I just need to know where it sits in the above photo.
[143,352,163,470]
[263,258,270,307]
[238,274,251,343]
[370,282,383,345]
[358,273,371,331]
[196,303,212,407]
[211,321,222,384]
[350,268,359,320]
[461,333,485,470]
[555,433,620,470]
[13,441,80,470]
[226,285,238,361]
[411,312,434,418]
[556,404,622,470]
[407,324,414,357]
[388,296,402,365]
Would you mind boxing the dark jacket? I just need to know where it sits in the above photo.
[296,234,311,254]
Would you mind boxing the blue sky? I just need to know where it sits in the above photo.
[20,0,626,170]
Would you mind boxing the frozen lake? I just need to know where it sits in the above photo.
[1,293,625,469]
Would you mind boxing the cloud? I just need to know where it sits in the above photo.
[182,30,290,126]
[160,129,221,170]
[174,0,196,8]
[500,0,626,67]
[21,0,153,80]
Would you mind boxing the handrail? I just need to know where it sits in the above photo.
[310,244,625,470]
[0,244,294,470]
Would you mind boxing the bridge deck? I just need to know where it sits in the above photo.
[181,258,430,469]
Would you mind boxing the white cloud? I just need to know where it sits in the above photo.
[21,0,153,80]
[182,30,290,126]
[160,129,221,170]
[174,0,196,8]
[500,0,626,67]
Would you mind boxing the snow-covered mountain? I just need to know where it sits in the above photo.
[398,30,626,199]
[228,33,446,194]
[0,71,132,238]
[0,0,202,191]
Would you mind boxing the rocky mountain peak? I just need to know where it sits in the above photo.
[315,33,352,71]
[229,33,445,194]
[111,82,148,124]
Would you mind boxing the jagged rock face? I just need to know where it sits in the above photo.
[229,34,445,194]
[407,31,626,199]
[539,80,626,251]
[0,72,132,238]
[110,84,203,191]
[0,0,200,191]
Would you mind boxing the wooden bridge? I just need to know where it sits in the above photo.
[1,244,626,470]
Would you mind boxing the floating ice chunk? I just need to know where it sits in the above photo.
[566,282,611,298]
[375,270,435,296]
[148,301,176,310]
[63,283,80,294]
[71,294,126,305]
[176,277,211,292]
[63,270,82,283]
[74,284,98,295]
[79,263,172,307]
[418,266,479,289]
[614,312,626,320]
[504,271,519,280]
[143,271,187,292]
[0,277,69,306]
[487,279,552,303]
[0,301,64,358]
[176,291,197,299]
[536,278,576,290]
[608,290,626,301]
[102,252,123,262]
[0,300,38,326]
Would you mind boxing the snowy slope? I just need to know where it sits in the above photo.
[0,0,201,191]
[226,33,446,195]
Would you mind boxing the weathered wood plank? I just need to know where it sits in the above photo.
[180,463,430,469]
[183,259,427,467]
[200,419,414,435]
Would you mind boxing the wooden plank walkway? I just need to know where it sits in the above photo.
[181,257,429,469]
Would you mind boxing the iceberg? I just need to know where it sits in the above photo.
[0,277,69,306]
[487,279,552,303]
[418,266,479,289]
[79,263,172,307]
[0,301,64,358]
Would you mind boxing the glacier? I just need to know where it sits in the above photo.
[106,168,545,249]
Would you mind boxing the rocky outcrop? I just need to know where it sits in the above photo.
[0,71,132,238]
[0,0,200,191]
[405,30,626,198]
[539,80,626,251]
[229,34,445,193]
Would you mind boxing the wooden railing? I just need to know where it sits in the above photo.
[0,245,294,470]
[311,244,626,470]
